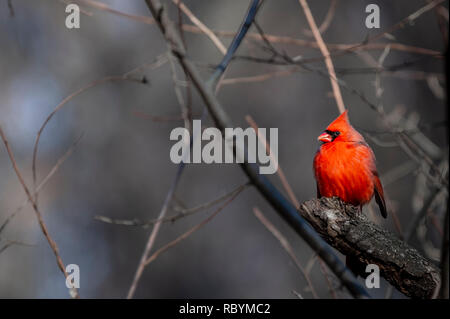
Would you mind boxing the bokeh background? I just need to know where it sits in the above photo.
[0,0,447,298]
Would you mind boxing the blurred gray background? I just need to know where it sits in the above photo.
[0,0,447,298]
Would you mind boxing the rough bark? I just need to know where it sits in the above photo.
[299,197,441,299]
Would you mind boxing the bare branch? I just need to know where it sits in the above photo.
[439,205,449,298]
[127,0,263,299]
[0,239,34,255]
[95,183,250,227]
[72,0,442,58]
[143,0,369,298]
[7,0,15,17]
[31,55,166,197]
[302,0,338,37]
[298,0,345,114]
[246,115,338,297]
[144,185,245,266]
[300,197,441,299]
[317,255,338,299]
[253,207,319,299]
[173,0,227,55]
[0,133,83,235]
[0,127,79,298]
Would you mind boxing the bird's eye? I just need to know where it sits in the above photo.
[324,130,340,141]
[325,130,340,138]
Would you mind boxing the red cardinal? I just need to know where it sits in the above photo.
[313,110,387,276]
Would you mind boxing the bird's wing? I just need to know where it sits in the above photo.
[316,184,322,198]
[373,173,387,218]
[357,141,387,218]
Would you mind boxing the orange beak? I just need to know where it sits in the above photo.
[318,132,332,143]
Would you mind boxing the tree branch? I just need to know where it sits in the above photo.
[300,197,441,299]
[253,207,319,299]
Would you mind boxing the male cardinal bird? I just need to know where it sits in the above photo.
[313,110,387,277]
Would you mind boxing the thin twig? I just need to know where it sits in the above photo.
[292,290,304,299]
[298,0,345,114]
[246,115,338,298]
[126,0,263,299]
[0,126,78,298]
[7,0,15,17]
[372,45,406,238]
[317,256,338,299]
[0,240,33,255]
[95,183,250,227]
[246,24,447,190]
[58,0,93,16]
[405,187,444,243]
[144,0,369,298]
[167,52,191,131]
[302,0,338,37]
[126,0,264,299]
[172,0,227,55]
[439,205,449,298]
[221,69,298,85]
[144,186,245,266]
[188,26,442,57]
[131,111,184,122]
[0,133,83,235]
[71,0,442,58]
[31,55,166,198]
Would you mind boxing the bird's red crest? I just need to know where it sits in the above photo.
[326,110,349,132]
[322,109,364,143]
